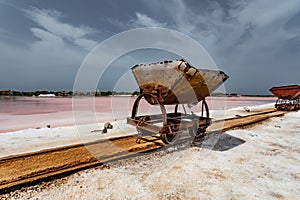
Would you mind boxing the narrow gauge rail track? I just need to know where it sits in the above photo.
[0,109,285,194]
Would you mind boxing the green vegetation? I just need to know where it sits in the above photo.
[0,90,74,97]
[0,90,140,97]
[131,91,140,96]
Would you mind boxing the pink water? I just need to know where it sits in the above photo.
[0,96,276,133]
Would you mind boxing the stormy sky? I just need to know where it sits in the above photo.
[0,0,299,95]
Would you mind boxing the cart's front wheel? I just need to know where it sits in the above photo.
[161,122,180,144]
[189,127,206,138]
[161,133,177,144]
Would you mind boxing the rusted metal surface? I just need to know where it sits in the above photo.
[270,85,300,100]
[132,59,229,105]
[126,99,212,144]
[270,85,300,111]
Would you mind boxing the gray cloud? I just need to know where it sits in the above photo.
[24,7,98,51]
[0,0,299,94]
[0,5,104,90]
[131,0,300,94]
[132,12,168,27]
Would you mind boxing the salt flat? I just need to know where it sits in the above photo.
[0,103,274,158]
[2,108,299,199]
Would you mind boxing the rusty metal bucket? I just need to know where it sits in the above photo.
[132,59,229,105]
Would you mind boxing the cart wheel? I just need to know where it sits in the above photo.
[161,133,176,144]
[196,128,206,137]
[189,127,206,146]
[161,122,179,144]
[189,127,206,138]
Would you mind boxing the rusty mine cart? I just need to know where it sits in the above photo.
[270,85,300,111]
[126,60,229,144]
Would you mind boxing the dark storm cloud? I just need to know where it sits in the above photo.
[0,0,299,94]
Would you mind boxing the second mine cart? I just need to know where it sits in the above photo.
[127,60,229,144]
[270,85,300,111]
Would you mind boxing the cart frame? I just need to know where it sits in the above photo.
[126,93,212,144]
[270,85,300,111]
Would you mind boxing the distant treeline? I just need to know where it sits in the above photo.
[0,90,73,97]
[0,90,140,97]
[0,90,273,97]
[211,92,274,97]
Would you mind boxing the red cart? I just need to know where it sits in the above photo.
[270,85,300,111]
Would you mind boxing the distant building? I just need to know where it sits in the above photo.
[229,93,242,97]
[0,89,12,95]
[38,94,55,97]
